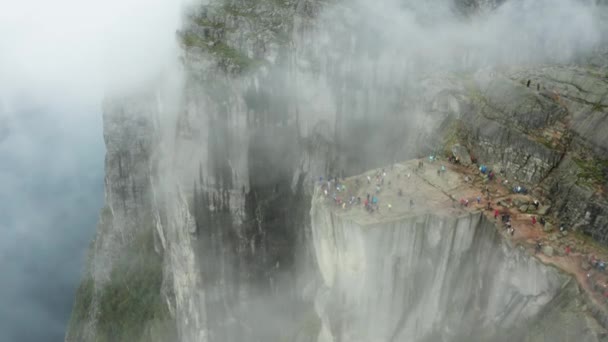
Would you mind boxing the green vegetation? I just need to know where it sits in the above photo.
[537,136,555,150]
[178,31,266,73]
[592,101,606,112]
[96,230,174,342]
[212,41,265,70]
[573,157,608,187]
[442,119,467,156]
[572,229,608,255]
[69,276,94,324]
[178,0,297,74]
[66,237,98,337]
[222,3,257,18]
[193,16,227,30]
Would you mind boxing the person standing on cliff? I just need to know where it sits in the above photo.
[494,209,499,220]
[532,216,537,225]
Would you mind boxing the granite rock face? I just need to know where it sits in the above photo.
[67,0,608,341]
[310,199,604,342]
[458,68,608,243]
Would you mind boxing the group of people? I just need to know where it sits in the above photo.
[494,210,515,235]
[319,165,418,214]
[436,165,446,177]
[587,254,608,301]
[590,254,607,271]
[447,155,460,164]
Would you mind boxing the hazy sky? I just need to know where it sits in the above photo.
[0,0,187,341]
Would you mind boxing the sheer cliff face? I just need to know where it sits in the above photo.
[67,0,608,341]
[310,200,601,342]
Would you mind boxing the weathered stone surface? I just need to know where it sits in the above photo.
[519,205,529,213]
[312,186,594,341]
[452,144,472,165]
[538,205,551,215]
[453,66,608,245]
[544,222,554,232]
[582,261,592,271]
[542,245,555,257]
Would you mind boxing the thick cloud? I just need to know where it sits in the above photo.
[0,0,188,341]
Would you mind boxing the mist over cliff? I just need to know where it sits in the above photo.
[62,0,608,341]
[0,0,189,341]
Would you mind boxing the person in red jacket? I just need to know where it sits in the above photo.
[532,216,537,225]
[494,209,499,220]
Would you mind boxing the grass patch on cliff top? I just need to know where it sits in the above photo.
[96,230,174,342]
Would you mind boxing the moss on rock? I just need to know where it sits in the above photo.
[95,230,174,342]
[573,157,608,188]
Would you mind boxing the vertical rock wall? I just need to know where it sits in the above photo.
[310,195,602,341]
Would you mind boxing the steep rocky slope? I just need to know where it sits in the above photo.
[66,0,608,341]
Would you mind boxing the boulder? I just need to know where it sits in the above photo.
[543,222,554,232]
[452,144,472,166]
[538,205,551,215]
[562,231,569,237]
[582,261,592,271]
[519,205,529,213]
[542,245,554,257]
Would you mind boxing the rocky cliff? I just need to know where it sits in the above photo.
[66,0,608,341]
[310,162,605,341]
